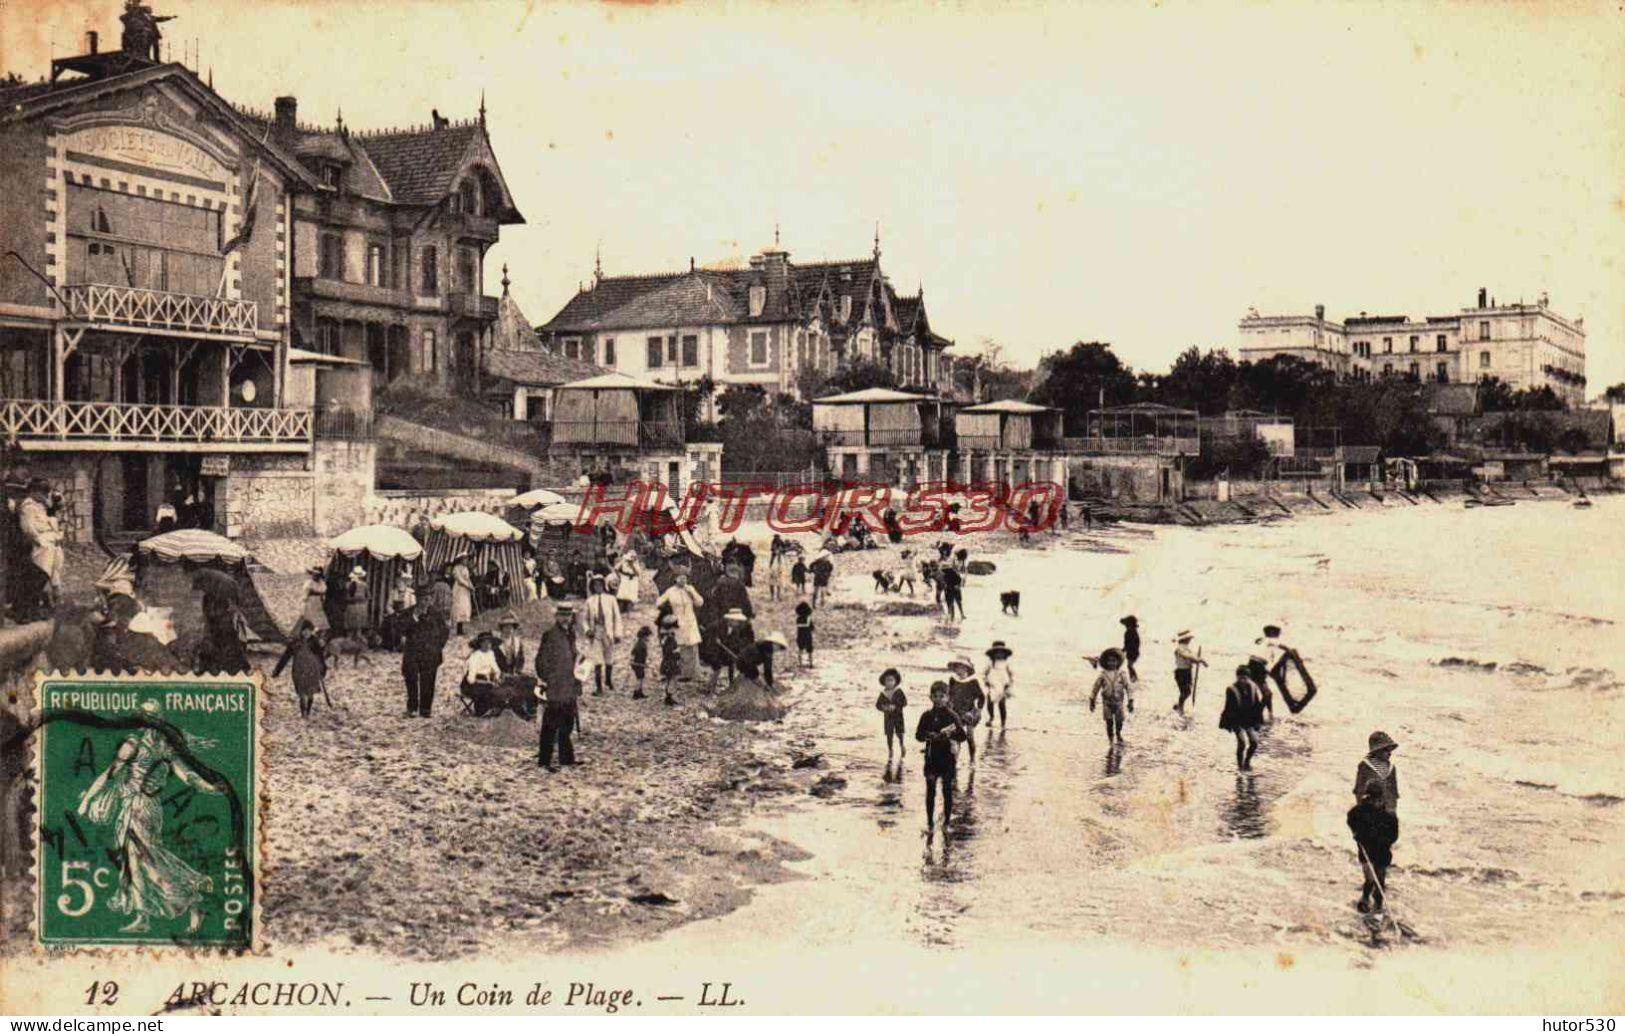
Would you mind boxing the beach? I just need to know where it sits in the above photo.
[5,493,1622,1010]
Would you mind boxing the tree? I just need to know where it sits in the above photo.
[713,384,816,474]
[1477,377,1565,413]
[1149,347,1241,415]
[1604,383,1625,403]
[797,359,896,401]
[1028,342,1139,433]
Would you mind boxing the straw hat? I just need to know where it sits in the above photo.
[878,667,902,686]
[1368,731,1399,754]
[498,612,521,629]
[1176,629,1193,642]
[1099,648,1125,670]
[985,640,1013,660]
[723,608,749,622]
[947,655,975,675]
[760,632,789,651]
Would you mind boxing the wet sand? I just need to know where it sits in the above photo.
[606,496,1625,1010]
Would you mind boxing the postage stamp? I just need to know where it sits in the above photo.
[29,672,263,952]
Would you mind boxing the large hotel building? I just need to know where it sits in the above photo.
[1238,288,1587,405]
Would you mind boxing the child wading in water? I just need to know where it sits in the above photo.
[658,613,682,706]
[915,681,967,838]
[794,600,815,667]
[946,656,985,765]
[630,626,651,699]
[875,667,908,758]
[982,640,1014,728]
[1219,664,1271,769]
[1088,648,1133,746]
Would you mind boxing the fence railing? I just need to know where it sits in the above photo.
[1,399,311,447]
[1065,435,1200,456]
[313,407,374,441]
[62,283,258,337]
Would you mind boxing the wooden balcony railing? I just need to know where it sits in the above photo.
[1065,435,1201,457]
[2,399,312,451]
[62,283,258,337]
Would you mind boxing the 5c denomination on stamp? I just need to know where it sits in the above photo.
[31,671,263,951]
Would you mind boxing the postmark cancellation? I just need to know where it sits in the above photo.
[25,671,265,953]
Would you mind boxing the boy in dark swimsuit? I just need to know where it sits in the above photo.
[915,681,966,837]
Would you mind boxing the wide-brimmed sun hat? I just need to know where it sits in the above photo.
[947,655,975,674]
[498,613,521,628]
[1100,648,1125,669]
[723,608,749,622]
[985,641,1013,660]
[1176,629,1193,641]
[879,667,902,686]
[760,632,789,651]
[1368,731,1399,753]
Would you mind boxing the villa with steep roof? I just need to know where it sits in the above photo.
[536,238,954,405]
[0,0,525,542]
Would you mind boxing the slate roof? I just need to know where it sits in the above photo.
[540,252,928,338]
[483,292,603,388]
[1427,382,1480,417]
[484,348,603,389]
[357,124,483,206]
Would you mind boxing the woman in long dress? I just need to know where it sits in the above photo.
[77,701,221,933]
[580,574,624,694]
[299,565,330,633]
[449,556,475,635]
[342,566,370,636]
[614,552,641,613]
[655,571,704,681]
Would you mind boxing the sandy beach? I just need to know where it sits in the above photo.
[6,494,1622,1011]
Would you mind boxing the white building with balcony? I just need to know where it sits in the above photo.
[0,15,373,541]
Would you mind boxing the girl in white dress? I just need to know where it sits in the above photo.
[982,640,1014,728]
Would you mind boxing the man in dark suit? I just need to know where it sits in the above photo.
[402,603,449,717]
[534,604,581,770]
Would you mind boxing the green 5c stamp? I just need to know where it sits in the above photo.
[32,672,263,951]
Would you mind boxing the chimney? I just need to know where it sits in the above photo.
[86,31,99,54]
[762,249,789,289]
[1314,304,1325,322]
[274,96,298,132]
[1477,287,1487,308]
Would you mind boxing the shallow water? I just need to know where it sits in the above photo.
[649,496,1625,961]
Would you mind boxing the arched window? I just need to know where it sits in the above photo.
[457,178,477,215]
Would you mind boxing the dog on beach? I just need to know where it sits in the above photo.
[323,633,371,667]
[1000,590,1022,616]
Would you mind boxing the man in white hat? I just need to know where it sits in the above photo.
[1172,630,1206,715]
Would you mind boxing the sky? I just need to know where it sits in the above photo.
[5,0,1623,388]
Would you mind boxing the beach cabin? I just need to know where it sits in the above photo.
[953,399,1064,490]
[548,371,720,495]
[812,387,950,487]
[1064,402,1200,503]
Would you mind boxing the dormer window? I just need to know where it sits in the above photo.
[841,295,853,322]
[748,285,765,318]
[321,164,341,189]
